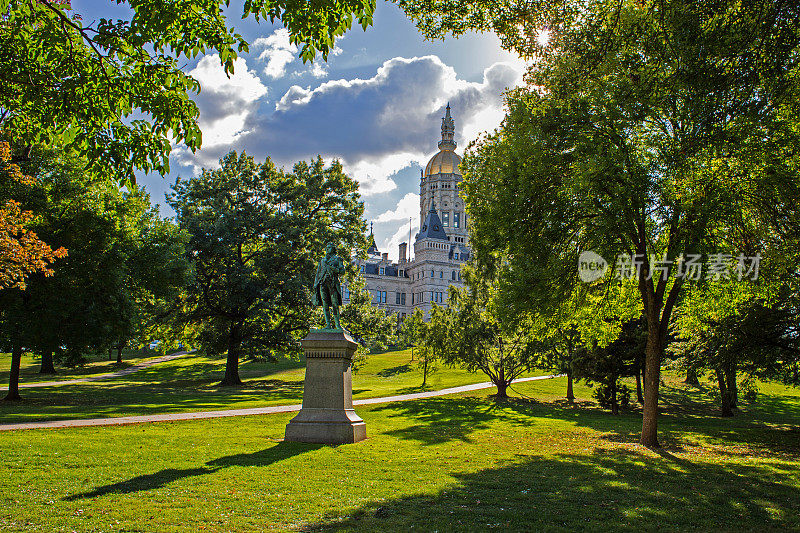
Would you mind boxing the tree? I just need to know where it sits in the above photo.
[1,149,189,398]
[339,274,398,357]
[411,0,800,446]
[0,0,375,181]
[400,306,425,361]
[0,142,66,292]
[444,267,538,399]
[169,151,364,386]
[674,282,800,416]
[574,318,645,415]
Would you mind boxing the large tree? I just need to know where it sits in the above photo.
[407,0,800,446]
[0,0,375,181]
[169,151,364,386]
[1,149,189,398]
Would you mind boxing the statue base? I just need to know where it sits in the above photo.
[284,329,366,444]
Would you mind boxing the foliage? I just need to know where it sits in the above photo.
[169,151,364,385]
[0,0,375,181]
[574,318,645,414]
[673,281,800,415]
[426,0,800,446]
[0,142,66,290]
[339,273,398,366]
[0,149,189,397]
[443,266,538,398]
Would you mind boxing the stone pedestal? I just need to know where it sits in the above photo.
[284,329,366,444]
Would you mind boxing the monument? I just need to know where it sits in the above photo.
[284,242,367,444]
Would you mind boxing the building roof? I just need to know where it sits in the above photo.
[417,203,449,241]
[366,230,380,256]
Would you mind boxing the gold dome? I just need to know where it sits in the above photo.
[424,149,462,177]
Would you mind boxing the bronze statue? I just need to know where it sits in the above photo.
[313,242,346,330]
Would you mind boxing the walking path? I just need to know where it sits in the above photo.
[12,350,191,390]
[0,374,559,432]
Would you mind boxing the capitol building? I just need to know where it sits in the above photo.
[347,104,470,321]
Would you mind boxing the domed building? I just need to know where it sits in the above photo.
[351,104,470,321]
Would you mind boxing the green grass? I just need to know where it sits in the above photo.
[0,349,544,424]
[0,349,164,384]
[1,374,798,532]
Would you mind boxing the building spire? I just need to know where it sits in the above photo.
[438,103,456,151]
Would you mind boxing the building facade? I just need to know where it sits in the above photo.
[349,104,470,321]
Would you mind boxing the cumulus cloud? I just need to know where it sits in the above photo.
[381,220,420,261]
[178,54,524,194]
[375,192,420,223]
[253,29,299,79]
[185,55,267,153]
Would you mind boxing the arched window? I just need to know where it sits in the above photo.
[452,271,456,280]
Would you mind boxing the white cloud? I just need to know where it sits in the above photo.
[254,28,299,79]
[178,55,525,193]
[186,55,268,159]
[347,153,425,196]
[191,55,268,103]
[375,192,420,223]
[381,220,420,261]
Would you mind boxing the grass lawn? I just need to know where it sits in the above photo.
[0,349,545,424]
[0,373,798,531]
[0,349,165,385]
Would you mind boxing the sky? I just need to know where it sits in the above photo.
[73,1,528,260]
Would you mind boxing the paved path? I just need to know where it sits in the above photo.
[10,350,191,390]
[0,374,559,432]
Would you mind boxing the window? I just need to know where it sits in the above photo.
[412,293,415,305]
[430,291,434,302]
[399,270,404,277]
[452,271,456,280]
[442,212,449,227]
[454,213,460,228]
[381,291,387,303]
[396,292,401,305]
[379,266,385,275]
[454,252,459,260]
[440,271,443,279]
[401,293,406,305]
[360,264,365,274]
[430,269,434,278]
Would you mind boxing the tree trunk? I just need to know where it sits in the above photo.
[724,362,737,409]
[611,379,619,415]
[108,348,114,361]
[715,367,733,417]
[116,343,124,364]
[566,369,575,403]
[639,319,663,447]
[635,362,644,403]
[4,342,23,401]
[220,321,243,386]
[39,350,56,374]
[685,365,700,387]
[495,380,508,399]
[422,355,428,387]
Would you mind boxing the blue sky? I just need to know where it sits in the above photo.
[73,1,526,259]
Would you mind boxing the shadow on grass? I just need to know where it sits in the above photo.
[301,449,800,531]
[0,379,306,424]
[376,364,412,378]
[65,441,320,500]
[372,397,535,445]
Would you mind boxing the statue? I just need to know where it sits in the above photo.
[313,242,346,330]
